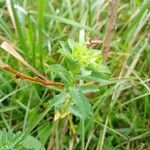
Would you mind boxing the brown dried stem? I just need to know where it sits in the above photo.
[0,64,65,87]
[0,64,98,88]
[102,0,118,61]
[86,38,102,48]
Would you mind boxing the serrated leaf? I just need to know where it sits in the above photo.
[51,92,69,107]
[68,105,86,119]
[80,85,99,93]
[69,87,93,119]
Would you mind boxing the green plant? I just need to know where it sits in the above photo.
[0,0,150,150]
[51,40,109,117]
[0,130,44,150]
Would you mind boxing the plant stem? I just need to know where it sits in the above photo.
[55,120,59,150]
[102,0,118,61]
[68,114,76,134]
[97,115,109,150]
[81,118,85,150]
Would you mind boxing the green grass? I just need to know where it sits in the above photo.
[0,0,150,150]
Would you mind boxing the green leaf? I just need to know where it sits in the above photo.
[0,130,45,150]
[7,132,25,149]
[51,92,69,107]
[37,124,51,145]
[27,104,52,132]
[69,87,93,119]
[47,65,69,83]
[48,64,68,74]
[22,135,45,150]
[93,64,111,74]
[15,5,27,26]
[78,71,109,83]
[80,85,99,93]
[123,0,150,45]
[58,48,74,61]
[0,130,25,149]
[68,105,86,119]
[68,39,76,50]
[11,1,27,52]
[80,68,92,77]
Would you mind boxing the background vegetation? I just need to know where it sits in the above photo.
[0,0,150,149]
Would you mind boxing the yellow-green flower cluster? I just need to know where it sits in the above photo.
[71,43,102,68]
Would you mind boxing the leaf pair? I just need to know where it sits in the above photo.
[51,87,93,119]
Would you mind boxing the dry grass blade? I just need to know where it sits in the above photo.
[0,41,47,80]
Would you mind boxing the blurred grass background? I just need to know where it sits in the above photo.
[0,0,150,149]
